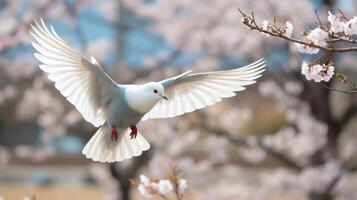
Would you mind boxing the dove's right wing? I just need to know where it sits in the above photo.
[142,59,266,121]
[31,20,119,127]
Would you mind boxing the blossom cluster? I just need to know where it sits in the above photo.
[136,174,188,199]
[328,11,357,36]
[294,11,357,55]
[261,20,294,38]
[301,61,335,82]
[261,160,341,193]
[259,79,329,164]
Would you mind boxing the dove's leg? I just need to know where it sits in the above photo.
[111,126,118,142]
[129,125,138,139]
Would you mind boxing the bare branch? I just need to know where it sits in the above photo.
[330,37,357,44]
[323,85,357,94]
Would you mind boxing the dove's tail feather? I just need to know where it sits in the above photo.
[82,126,150,163]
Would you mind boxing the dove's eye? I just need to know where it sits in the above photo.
[153,89,158,93]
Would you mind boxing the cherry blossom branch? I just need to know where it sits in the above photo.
[239,8,357,94]
[238,9,357,53]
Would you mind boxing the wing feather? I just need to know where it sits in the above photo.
[142,59,266,121]
[31,19,119,127]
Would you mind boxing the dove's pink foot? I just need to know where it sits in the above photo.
[111,126,118,142]
[129,125,137,139]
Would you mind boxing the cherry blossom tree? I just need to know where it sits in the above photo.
[1,1,357,200]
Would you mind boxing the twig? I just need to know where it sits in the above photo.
[170,165,183,200]
[159,194,169,200]
[323,85,357,93]
[314,10,323,28]
[330,37,357,44]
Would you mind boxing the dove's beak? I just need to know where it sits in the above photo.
[160,95,168,100]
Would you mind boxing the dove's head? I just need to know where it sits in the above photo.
[143,82,168,101]
[125,82,167,114]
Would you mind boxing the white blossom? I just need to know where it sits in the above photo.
[283,21,293,37]
[152,179,173,195]
[344,16,357,36]
[178,178,188,194]
[306,28,329,47]
[328,11,344,33]
[295,43,319,54]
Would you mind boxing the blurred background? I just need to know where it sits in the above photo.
[0,0,357,199]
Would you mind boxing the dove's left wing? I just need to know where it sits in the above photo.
[142,59,266,121]
[30,20,119,127]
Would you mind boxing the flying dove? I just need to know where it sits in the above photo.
[30,20,266,163]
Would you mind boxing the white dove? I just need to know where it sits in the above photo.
[30,19,266,163]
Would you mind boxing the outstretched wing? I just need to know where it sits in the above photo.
[142,59,266,121]
[31,19,119,127]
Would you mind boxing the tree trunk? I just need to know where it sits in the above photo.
[109,151,152,200]
[309,192,333,200]
[119,178,131,200]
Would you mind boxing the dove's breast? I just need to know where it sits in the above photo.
[106,86,144,129]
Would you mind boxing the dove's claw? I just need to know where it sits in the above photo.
[111,126,118,142]
[129,125,137,139]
